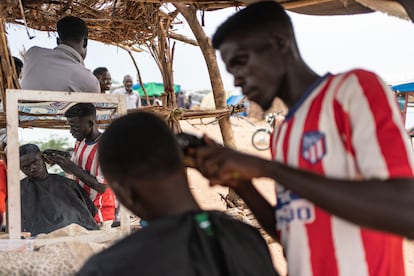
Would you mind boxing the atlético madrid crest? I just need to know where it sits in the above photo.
[301,131,326,164]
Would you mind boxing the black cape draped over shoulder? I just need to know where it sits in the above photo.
[21,174,99,235]
[78,211,279,276]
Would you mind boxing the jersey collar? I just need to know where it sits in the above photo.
[284,73,331,121]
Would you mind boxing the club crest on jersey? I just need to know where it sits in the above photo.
[301,131,326,164]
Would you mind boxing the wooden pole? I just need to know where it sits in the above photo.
[0,19,21,112]
[5,91,20,239]
[125,49,150,106]
[174,4,239,202]
[168,31,199,46]
[148,18,177,109]
[174,4,235,148]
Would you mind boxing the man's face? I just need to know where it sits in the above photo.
[67,116,91,141]
[123,76,133,92]
[219,32,287,111]
[98,71,112,92]
[20,152,48,180]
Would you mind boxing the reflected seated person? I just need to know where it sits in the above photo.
[19,144,99,236]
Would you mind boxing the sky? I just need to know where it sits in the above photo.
[7,8,414,91]
[5,7,414,140]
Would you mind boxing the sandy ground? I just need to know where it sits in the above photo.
[181,116,413,276]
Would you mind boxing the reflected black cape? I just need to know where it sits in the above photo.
[21,174,99,235]
[78,211,278,276]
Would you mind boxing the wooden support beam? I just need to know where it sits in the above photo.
[174,3,240,203]
[168,31,199,46]
[5,90,19,240]
[282,0,334,9]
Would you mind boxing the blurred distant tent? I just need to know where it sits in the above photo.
[201,93,247,116]
[391,82,414,124]
[392,82,414,92]
[132,82,180,97]
[200,91,231,110]
[227,95,248,117]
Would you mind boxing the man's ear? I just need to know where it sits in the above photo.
[88,119,94,128]
[57,37,61,45]
[83,38,88,48]
[270,34,290,53]
[110,180,134,208]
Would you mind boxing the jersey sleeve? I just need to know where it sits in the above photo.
[336,69,414,178]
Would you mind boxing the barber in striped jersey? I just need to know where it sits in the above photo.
[50,103,116,229]
[193,2,414,276]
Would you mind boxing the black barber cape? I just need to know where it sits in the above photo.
[78,211,279,276]
[21,174,99,236]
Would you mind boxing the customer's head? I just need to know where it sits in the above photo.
[57,16,89,59]
[20,144,48,180]
[98,112,186,218]
[122,75,133,92]
[64,103,97,141]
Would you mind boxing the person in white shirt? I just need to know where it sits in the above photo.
[112,75,141,109]
[21,16,99,93]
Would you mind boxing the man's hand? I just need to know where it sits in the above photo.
[192,135,266,188]
[43,151,76,174]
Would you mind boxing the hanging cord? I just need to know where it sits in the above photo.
[18,0,35,39]
[200,9,205,27]
[112,0,118,16]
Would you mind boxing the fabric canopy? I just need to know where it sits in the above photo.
[132,82,180,97]
[392,82,414,93]
[226,95,248,117]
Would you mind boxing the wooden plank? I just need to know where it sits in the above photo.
[6,91,20,240]
[282,0,333,9]
[7,89,124,103]
[6,89,131,239]
[116,92,131,235]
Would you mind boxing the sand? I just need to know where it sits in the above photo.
[181,116,413,276]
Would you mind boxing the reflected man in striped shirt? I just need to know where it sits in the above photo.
[49,103,116,228]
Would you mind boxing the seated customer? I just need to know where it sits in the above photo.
[21,16,99,93]
[20,144,99,236]
[78,112,278,276]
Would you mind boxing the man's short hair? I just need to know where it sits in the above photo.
[93,67,109,78]
[20,144,40,157]
[98,112,182,180]
[64,103,96,118]
[212,1,293,49]
[57,16,88,42]
[123,75,133,81]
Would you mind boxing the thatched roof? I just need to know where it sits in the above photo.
[1,1,411,50]
[0,0,167,49]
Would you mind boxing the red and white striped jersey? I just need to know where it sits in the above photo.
[271,69,413,276]
[72,139,116,223]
